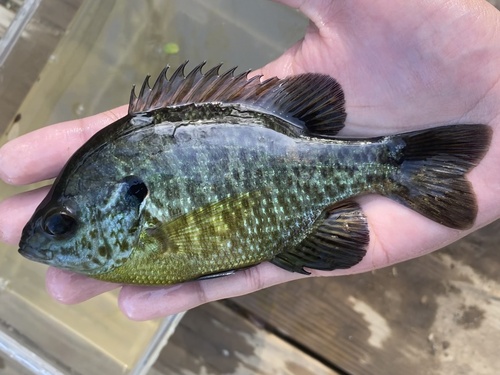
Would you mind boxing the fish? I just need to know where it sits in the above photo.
[18,61,491,285]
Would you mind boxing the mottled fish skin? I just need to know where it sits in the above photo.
[69,123,391,284]
[18,62,491,285]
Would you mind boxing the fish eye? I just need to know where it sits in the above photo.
[42,209,77,237]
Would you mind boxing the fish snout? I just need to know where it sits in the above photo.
[18,242,54,262]
[18,226,54,262]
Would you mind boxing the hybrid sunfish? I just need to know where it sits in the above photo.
[19,62,491,285]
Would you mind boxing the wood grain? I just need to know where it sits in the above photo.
[153,302,340,375]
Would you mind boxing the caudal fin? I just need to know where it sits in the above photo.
[389,124,491,230]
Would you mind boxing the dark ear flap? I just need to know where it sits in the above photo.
[121,176,148,205]
[101,176,148,236]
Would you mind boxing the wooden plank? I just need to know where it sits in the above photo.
[232,220,500,375]
[152,302,340,375]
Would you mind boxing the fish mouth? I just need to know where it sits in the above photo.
[18,244,54,262]
[18,231,54,263]
[18,219,54,263]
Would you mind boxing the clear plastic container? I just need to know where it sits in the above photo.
[0,1,306,374]
[0,0,40,66]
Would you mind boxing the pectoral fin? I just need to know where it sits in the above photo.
[271,200,369,274]
[150,190,268,255]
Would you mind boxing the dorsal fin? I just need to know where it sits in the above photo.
[129,61,346,137]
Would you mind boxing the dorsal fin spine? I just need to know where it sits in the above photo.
[127,61,346,137]
[182,62,206,102]
[147,66,169,108]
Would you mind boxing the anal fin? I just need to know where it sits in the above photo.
[271,200,369,274]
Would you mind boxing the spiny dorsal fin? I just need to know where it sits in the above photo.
[128,61,346,137]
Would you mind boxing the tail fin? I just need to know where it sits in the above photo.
[388,124,491,230]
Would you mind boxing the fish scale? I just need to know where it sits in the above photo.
[138,124,380,221]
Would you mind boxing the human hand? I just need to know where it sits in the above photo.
[1,0,499,320]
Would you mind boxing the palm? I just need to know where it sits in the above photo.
[1,0,499,320]
[261,0,498,135]
[258,0,500,272]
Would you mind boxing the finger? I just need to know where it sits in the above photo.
[0,105,128,186]
[0,186,50,245]
[117,191,480,321]
[45,267,119,304]
[42,191,479,317]
[118,263,305,320]
[252,0,345,78]
[356,196,462,268]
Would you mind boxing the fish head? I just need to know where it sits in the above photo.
[19,175,149,275]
